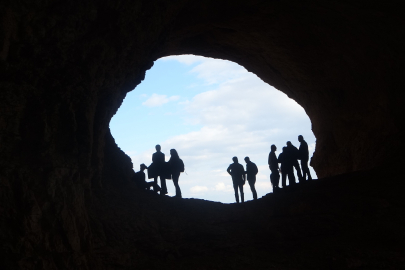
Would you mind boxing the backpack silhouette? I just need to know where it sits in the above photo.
[252,163,258,175]
[179,159,185,172]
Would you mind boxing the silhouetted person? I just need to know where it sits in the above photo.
[227,157,245,203]
[152,144,167,195]
[168,149,184,198]
[244,156,258,200]
[286,141,303,182]
[134,164,157,191]
[268,144,280,190]
[278,147,296,188]
[298,135,312,181]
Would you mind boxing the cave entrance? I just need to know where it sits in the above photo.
[110,55,317,203]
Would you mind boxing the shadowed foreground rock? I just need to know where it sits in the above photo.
[1,0,405,269]
[88,168,404,270]
[3,167,404,269]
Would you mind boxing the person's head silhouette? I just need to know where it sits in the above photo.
[286,141,292,147]
[232,156,238,163]
[170,149,179,158]
[298,135,303,142]
[282,146,287,152]
[271,144,277,152]
[140,163,147,171]
[155,144,161,152]
[244,156,250,163]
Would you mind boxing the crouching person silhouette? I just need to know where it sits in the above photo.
[227,156,245,203]
[133,164,159,191]
[244,156,258,200]
[168,149,184,198]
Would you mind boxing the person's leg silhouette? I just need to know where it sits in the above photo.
[301,159,312,181]
[172,172,182,198]
[248,179,257,200]
[153,177,159,193]
[233,182,240,203]
[239,183,244,203]
[160,176,167,195]
[281,171,287,188]
[287,167,296,186]
[293,160,303,183]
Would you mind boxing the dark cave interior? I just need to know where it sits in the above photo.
[0,0,404,269]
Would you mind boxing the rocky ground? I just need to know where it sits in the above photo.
[87,167,405,269]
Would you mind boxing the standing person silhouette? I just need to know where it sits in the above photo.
[168,149,184,198]
[244,156,258,200]
[268,144,280,190]
[278,147,296,188]
[298,135,312,181]
[152,144,167,195]
[227,157,245,203]
[286,141,303,182]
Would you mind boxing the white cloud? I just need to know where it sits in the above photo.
[190,185,209,194]
[214,182,234,192]
[189,59,247,85]
[142,93,180,107]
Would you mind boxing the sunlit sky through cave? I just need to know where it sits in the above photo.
[110,55,317,203]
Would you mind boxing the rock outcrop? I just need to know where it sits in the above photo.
[0,0,404,269]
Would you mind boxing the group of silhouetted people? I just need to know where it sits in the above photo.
[227,135,312,203]
[133,136,311,203]
[227,156,259,203]
[133,144,184,198]
[268,135,312,191]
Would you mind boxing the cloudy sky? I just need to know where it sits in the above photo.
[110,55,317,203]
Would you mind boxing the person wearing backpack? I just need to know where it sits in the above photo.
[168,149,184,198]
[244,156,258,200]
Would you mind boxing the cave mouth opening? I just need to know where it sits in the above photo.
[110,55,317,203]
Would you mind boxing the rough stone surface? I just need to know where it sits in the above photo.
[0,0,405,269]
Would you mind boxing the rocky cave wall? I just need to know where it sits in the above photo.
[1,0,405,269]
[158,0,405,177]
